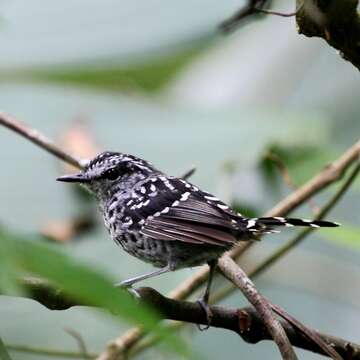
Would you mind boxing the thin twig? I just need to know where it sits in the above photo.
[132,288,360,359]
[181,167,196,180]
[98,140,360,360]
[129,157,356,359]
[251,160,360,280]
[220,1,302,32]
[124,150,360,359]
[0,114,358,360]
[206,163,360,360]
[264,151,297,190]
[254,2,304,18]
[218,257,298,360]
[134,288,359,359]
[267,140,360,217]
[264,151,320,214]
[6,286,360,359]
[127,323,182,358]
[269,302,343,360]
[65,328,90,360]
[0,112,86,168]
[4,344,96,359]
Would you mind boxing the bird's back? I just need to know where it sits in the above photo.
[101,174,240,269]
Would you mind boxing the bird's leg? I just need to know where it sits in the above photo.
[115,264,174,297]
[197,259,217,331]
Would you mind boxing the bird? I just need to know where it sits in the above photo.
[57,151,339,325]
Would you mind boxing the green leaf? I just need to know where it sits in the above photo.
[2,41,210,93]
[0,233,22,296]
[0,336,12,360]
[0,230,188,357]
[320,224,360,250]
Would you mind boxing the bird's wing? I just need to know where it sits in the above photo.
[124,176,240,247]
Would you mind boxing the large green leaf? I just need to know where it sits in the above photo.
[0,336,12,360]
[0,230,187,357]
[6,42,210,92]
[320,225,360,251]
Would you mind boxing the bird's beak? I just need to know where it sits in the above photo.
[56,173,89,183]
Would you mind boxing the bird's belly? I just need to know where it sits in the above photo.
[113,231,226,269]
[166,241,226,268]
[113,232,170,268]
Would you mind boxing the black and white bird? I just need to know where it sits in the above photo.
[57,152,339,321]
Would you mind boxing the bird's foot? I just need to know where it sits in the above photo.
[196,297,213,331]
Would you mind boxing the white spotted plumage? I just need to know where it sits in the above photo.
[246,219,257,228]
[172,200,180,207]
[217,204,229,210]
[59,151,340,276]
[205,195,219,201]
[180,192,191,201]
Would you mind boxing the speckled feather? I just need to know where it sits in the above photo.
[60,152,339,270]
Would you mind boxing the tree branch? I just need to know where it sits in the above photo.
[113,145,359,359]
[266,140,360,217]
[220,0,269,32]
[105,140,359,360]
[0,112,86,169]
[129,156,359,359]
[5,343,97,359]
[296,0,360,71]
[220,1,302,32]
[6,283,360,359]
[218,258,298,360]
[250,160,360,279]
[0,114,359,359]
[136,288,360,360]
[221,0,360,70]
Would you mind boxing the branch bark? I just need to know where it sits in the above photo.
[104,141,359,359]
[221,0,360,70]
[7,282,360,359]
[218,257,298,360]
[17,156,360,360]
[137,288,360,360]
[0,112,86,169]
[1,114,359,359]
[296,0,360,71]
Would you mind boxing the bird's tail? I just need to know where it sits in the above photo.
[242,216,340,235]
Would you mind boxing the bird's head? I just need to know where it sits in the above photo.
[57,151,156,200]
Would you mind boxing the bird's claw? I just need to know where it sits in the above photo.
[196,297,213,331]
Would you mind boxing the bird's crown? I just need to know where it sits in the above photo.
[84,151,154,179]
[57,151,156,186]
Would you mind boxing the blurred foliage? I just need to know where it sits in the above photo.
[0,337,12,360]
[2,42,210,93]
[230,201,260,218]
[259,143,337,187]
[0,228,187,357]
[0,2,359,359]
[321,225,360,251]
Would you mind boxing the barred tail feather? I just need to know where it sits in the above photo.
[244,216,340,234]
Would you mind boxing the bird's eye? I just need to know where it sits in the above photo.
[103,167,123,181]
